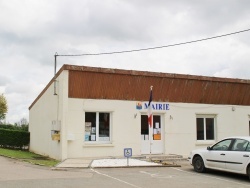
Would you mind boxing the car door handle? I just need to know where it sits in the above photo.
[243,155,249,157]
[220,153,225,156]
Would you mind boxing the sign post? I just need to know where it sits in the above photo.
[124,148,132,166]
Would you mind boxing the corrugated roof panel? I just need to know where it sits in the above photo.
[68,66,250,105]
[29,64,250,110]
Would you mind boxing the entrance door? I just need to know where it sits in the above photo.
[141,115,164,154]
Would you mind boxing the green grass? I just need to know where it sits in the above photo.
[0,148,59,167]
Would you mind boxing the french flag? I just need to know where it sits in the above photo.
[148,86,153,128]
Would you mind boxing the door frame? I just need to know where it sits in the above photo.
[140,113,165,154]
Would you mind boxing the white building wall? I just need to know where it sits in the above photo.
[58,71,69,160]
[29,70,69,160]
[66,99,250,158]
[164,103,250,157]
[67,99,142,158]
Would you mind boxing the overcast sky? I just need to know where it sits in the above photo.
[1,0,250,124]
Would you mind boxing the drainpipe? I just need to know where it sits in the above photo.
[54,52,58,95]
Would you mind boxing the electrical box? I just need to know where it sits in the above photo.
[51,120,61,141]
[51,120,61,131]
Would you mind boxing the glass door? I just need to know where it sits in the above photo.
[141,115,164,154]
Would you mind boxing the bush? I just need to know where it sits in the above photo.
[0,124,28,132]
[0,128,30,149]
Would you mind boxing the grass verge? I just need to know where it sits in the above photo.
[0,147,59,167]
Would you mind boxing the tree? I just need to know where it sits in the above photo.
[14,118,29,131]
[0,94,8,122]
[20,118,28,126]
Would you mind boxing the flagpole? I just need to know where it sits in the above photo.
[149,86,153,158]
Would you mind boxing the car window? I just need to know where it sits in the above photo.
[232,139,248,151]
[246,143,250,151]
[211,139,233,151]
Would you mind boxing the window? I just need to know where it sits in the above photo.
[249,119,250,136]
[141,115,148,140]
[211,139,233,151]
[196,115,215,141]
[153,115,161,140]
[246,142,250,151]
[85,112,110,142]
[141,115,161,140]
[231,139,248,151]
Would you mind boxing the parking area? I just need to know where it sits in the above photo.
[92,164,250,188]
[0,156,250,188]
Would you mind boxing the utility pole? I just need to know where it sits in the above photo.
[54,52,58,95]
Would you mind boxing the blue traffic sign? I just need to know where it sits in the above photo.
[124,148,132,158]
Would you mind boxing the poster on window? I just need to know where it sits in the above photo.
[91,127,96,134]
[84,131,90,141]
[84,135,89,141]
[157,128,161,134]
[91,135,96,141]
[155,122,160,129]
[85,122,91,132]
[153,134,161,140]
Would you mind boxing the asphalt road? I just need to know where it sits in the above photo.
[0,156,250,188]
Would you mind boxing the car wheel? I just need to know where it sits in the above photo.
[247,166,250,180]
[193,156,206,173]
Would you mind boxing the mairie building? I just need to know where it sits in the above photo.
[29,64,250,160]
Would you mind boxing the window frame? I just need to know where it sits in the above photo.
[84,111,112,144]
[196,114,216,142]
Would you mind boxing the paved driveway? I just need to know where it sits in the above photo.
[0,156,250,188]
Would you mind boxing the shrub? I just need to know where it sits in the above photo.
[0,128,30,150]
[0,124,28,132]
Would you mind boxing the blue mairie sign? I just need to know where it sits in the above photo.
[124,148,132,158]
[136,102,170,111]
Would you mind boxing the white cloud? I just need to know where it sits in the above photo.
[0,0,250,123]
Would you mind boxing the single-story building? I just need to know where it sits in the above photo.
[29,64,250,160]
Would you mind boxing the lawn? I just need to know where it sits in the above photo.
[0,148,59,167]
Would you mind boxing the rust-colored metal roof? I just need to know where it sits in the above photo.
[29,64,250,110]
[67,65,250,105]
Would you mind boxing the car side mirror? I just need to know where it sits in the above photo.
[207,146,211,150]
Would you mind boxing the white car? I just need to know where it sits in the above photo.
[189,136,250,179]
